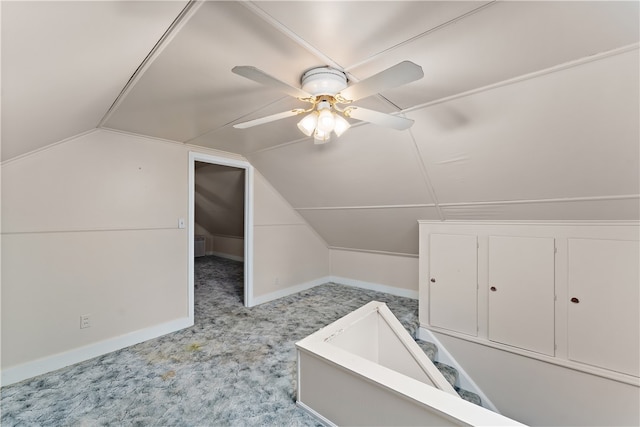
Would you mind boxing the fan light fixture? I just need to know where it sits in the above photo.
[293,68,352,143]
[296,99,351,144]
[231,61,424,142]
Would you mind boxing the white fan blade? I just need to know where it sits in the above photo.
[339,61,424,102]
[232,66,311,99]
[346,107,414,130]
[233,109,302,129]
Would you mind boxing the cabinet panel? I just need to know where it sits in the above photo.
[429,234,477,336]
[568,239,639,376]
[488,236,555,356]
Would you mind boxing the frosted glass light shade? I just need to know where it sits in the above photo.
[297,113,318,137]
[314,128,330,144]
[296,101,351,141]
[333,114,351,137]
[317,108,335,133]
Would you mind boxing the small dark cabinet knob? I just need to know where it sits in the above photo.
[430,278,436,283]
[571,297,580,304]
[490,286,497,292]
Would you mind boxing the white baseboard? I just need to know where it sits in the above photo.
[250,276,332,306]
[418,327,500,413]
[250,276,417,307]
[1,317,193,387]
[297,400,337,427]
[2,277,416,385]
[205,251,244,262]
[330,276,418,300]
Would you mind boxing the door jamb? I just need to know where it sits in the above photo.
[188,151,254,320]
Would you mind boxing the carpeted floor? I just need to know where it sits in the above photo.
[1,256,419,426]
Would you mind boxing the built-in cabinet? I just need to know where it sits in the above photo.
[567,238,639,377]
[418,221,639,383]
[487,236,556,356]
[429,234,478,336]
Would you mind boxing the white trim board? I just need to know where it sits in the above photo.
[418,327,500,413]
[1,317,192,387]
[97,1,204,127]
[1,275,416,386]
[329,246,418,258]
[188,151,254,311]
[330,276,418,300]
[252,276,418,307]
[424,326,640,387]
[296,401,338,427]
[251,276,331,306]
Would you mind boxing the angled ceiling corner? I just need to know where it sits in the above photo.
[1,0,190,161]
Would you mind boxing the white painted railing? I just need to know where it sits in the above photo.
[296,301,525,426]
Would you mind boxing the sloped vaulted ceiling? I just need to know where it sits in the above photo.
[1,0,190,160]
[2,1,639,255]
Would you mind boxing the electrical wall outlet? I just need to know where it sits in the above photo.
[80,314,91,329]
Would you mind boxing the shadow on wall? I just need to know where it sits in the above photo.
[195,162,245,257]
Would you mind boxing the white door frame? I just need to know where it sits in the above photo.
[188,151,254,318]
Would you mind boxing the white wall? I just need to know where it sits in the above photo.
[1,129,330,382]
[434,333,640,426]
[194,223,244,261]
[252,170,330,302]
[2,130,190,373]
[330,249,418,298]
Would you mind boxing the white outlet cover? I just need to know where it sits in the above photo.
[80,315,91,329]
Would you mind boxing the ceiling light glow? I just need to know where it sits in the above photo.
[297,113,318,137]
[317,108,335,133]
[333,114,351,137]
[297,97,351,141]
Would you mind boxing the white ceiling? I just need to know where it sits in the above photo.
[2,1,639,255]
[1,0,190,160]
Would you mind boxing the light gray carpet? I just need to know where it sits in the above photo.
[1,256,420,426]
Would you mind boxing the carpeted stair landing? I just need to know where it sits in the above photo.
[415,339,482,406]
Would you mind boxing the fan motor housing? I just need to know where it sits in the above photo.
[301,67,348,96]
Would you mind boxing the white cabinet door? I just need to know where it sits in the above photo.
[429,234,478,336]
[488,236,555,356]
[567,239,639,376]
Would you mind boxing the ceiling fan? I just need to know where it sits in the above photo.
[231,61,424,144]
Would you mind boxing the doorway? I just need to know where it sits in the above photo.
[188,152,254,322]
